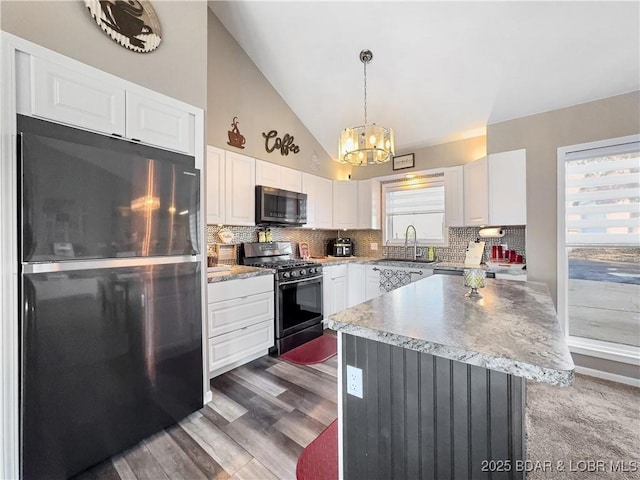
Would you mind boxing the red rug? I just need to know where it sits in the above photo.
[280,335,337,365]
[296,419,338,480]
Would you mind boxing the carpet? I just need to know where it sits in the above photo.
[526,374,640,479]
[280,335,337,365]
[296,420,338,480]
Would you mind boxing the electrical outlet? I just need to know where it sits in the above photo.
[370,242,378,251]
[346,365,363,398]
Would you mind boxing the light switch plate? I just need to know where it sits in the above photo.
[346,365,363,398]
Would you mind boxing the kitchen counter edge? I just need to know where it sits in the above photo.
[328,275,574,387]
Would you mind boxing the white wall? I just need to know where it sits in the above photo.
[207,9,349,180]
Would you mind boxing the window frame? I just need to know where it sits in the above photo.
[381,173,449,247]
[557,134,640,367]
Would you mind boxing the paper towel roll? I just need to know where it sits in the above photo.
[478,227,505,238]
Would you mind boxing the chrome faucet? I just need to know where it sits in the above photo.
[404,224,418,260]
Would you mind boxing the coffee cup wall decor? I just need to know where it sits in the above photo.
[85,0,162,53]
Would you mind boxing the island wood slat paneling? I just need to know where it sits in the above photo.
[342,334,526,480]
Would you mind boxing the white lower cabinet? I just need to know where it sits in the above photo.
[207,275,274,377]
[208,322,273,374]
[323,265,347,319]
[347,264,366,307]
[365,265,383,301]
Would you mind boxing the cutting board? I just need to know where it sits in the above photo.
[464,241,485,266]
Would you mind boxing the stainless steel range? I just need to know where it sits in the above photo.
[242,242,324,355]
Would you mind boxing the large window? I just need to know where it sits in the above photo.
[382,175,447,246]
[558,136,639,361]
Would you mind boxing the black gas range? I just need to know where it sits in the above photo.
[242,242,324,355]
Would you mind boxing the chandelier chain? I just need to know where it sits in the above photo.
[363,60,367,125]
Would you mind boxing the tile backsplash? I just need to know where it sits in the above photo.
[382,226,526,263]
[206,225,526,264]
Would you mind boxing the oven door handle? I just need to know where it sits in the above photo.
[279,275,323,286]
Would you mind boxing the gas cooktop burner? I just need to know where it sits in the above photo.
[245,259,321,270]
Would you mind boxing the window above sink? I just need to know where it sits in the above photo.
[382,173,448,247]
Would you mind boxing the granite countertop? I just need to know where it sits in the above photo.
[207,265,274,283]
[328,274,574,386]
[312,256,380,265]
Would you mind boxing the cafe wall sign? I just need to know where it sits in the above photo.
[262,130,300,156]
[85,0,162,53]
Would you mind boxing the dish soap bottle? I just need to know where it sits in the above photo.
[265,228,272,243]
[428,246,435,261]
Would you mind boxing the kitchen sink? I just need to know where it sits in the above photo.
[376,258,437,264]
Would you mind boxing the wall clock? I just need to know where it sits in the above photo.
[85,0,162,53]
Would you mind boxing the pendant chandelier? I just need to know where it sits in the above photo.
[337,49,395,165]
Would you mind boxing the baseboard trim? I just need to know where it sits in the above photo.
[574,366,640,388]
[203,390,213,405]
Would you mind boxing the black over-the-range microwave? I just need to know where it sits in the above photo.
[255,185,307,226]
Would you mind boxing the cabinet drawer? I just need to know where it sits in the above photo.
[208,275,273,303]
[208,291,274,338]
[208,320,273,373]
[328,264,347,279]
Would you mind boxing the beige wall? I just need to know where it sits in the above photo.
[207,10,348,180]
[1,0,208,109]
[350,135,487,180]
[487,91,640,307]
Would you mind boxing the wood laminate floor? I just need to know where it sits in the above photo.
[75,354,338,480]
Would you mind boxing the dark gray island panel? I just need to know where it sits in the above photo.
[331,275,573,480]
[342,334,526,480]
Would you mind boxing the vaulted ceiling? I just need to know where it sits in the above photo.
[209,1,639,158]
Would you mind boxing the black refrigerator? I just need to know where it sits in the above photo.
[18,115,203,479]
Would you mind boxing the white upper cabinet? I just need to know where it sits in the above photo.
[255,160,281,188]
[279,165,303,192]
[488,149,527,225]
[463,150,527,226]
[125,91,195,154]
[19,53,196,155]
[332,180,358,229]
[302,173,333,229]
[255,160,302,192]
[444,165,465,227]
[27,56,126,136]
[463,157,490,226]
[225,151,256,226]
[206,146,226,225]
[357,179,381,229]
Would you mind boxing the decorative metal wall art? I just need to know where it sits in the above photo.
[227,117,246,149]
[85,0,162,53]
[262,130,300,156]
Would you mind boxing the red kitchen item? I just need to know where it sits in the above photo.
[492,245,498,259]
[497,245,503,258]
[503,250,510,261]
[517,254,523,263]
[510,250,517,262]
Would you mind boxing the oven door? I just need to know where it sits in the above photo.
[277,275,323,338]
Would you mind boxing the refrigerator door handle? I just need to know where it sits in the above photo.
[22,255,202,274]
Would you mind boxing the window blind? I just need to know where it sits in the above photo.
[565,142,639,245]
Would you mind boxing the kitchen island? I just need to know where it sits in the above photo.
[328,274,573,480]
